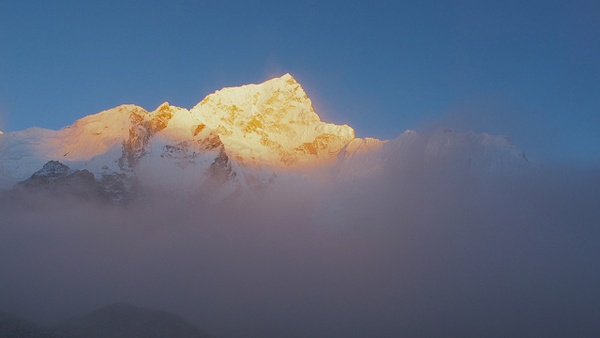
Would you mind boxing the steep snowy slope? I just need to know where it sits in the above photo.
[0,127,60,188]
[190,73,355,167]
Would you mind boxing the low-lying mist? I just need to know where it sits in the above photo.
[1,161,599,337]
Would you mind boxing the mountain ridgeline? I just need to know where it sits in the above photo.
[0,74,529,201]
[0,303,209,338]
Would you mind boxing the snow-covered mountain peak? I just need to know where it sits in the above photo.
[0,75,532,195]
[422,129,530,172]
[34,160,71,177]
[157,101,171,110]
[52,104,146,162]
[190,73,355,167]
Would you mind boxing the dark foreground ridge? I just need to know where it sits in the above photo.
[0,303,210,338]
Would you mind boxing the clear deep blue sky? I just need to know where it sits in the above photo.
[0,1,598,164]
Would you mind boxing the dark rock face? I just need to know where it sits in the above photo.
[207,149,236,183]
[118,110,154,171]
[99,172,140,203]
[118,106,174,171]
[54,303,209,338]
[21,161,73,184]
[16,161,138,203]
[18,161,103,199]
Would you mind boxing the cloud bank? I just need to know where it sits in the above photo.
[1,160,599,337]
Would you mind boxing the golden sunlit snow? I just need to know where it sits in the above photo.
[48,74,356,168]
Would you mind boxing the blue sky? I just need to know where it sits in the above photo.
[0,0,598,164]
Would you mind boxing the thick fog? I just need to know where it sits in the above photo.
[1,156,599,337]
